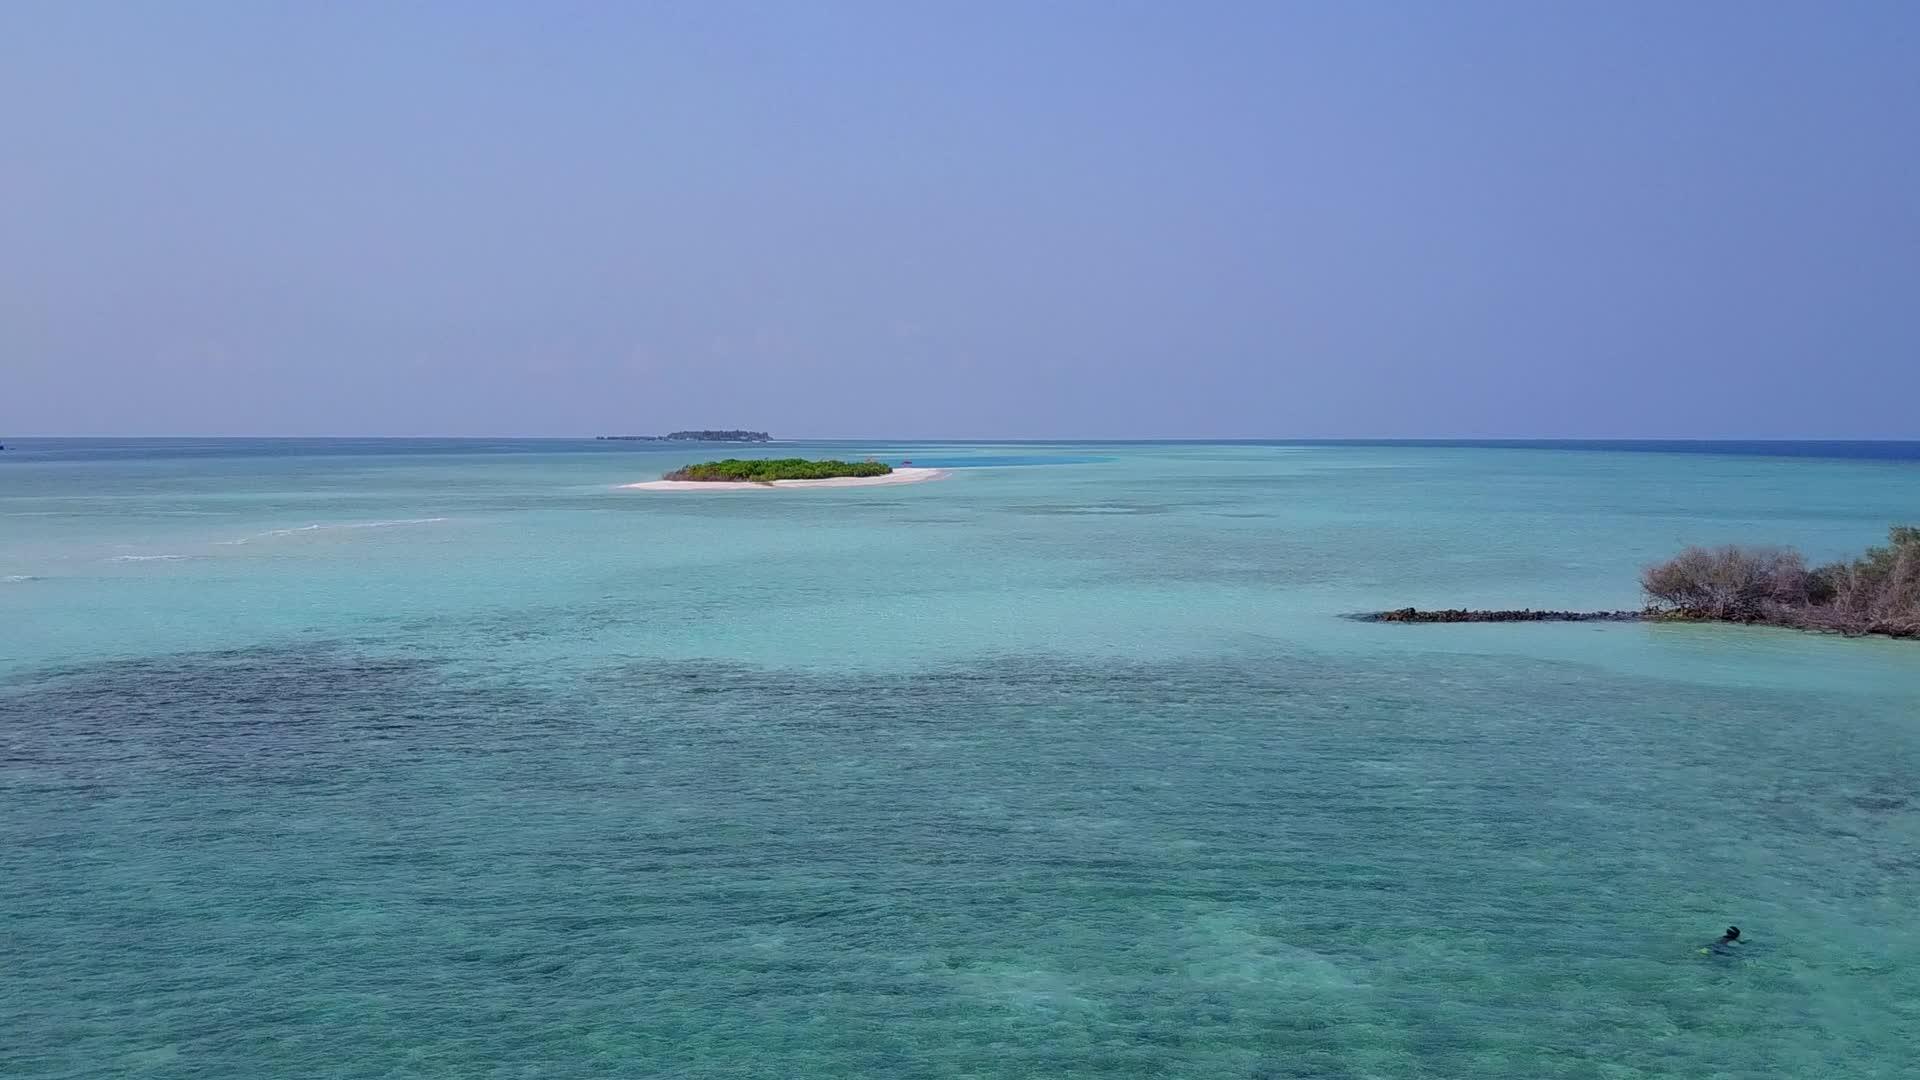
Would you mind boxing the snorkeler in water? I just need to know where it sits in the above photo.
[1698,925,1742,955]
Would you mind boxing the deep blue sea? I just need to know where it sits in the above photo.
[4,439,1918,1078]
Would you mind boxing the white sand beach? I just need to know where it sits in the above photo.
[621,467,951,492]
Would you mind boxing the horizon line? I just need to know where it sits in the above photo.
[5,434,1919,443]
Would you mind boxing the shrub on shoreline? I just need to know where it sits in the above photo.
[1641,526,1919,638]
[661,458,893,483]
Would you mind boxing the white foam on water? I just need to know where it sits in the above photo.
[108,554,189,562]
[220,517,450,544]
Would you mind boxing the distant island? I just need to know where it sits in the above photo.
[597,430,771,442]
[1360,526,1919,640]
[662,458,891,483]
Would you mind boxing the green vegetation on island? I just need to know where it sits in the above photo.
[1363,525,1919,640]
[661,458,893,483]
[598,430,771,442]
[1640,525,1919,638]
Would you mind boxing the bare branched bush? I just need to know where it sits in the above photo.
[1639,545,1810,620]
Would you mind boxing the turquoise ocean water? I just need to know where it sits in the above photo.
[4,439,1918,1078]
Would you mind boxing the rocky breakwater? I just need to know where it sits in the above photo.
[1359,608,1647,623]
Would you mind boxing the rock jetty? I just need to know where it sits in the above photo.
[1359,608,1646,624]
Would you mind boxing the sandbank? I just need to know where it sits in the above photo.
[621,467,951,492]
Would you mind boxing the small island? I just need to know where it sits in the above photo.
[663,458,891,483]
[1359,525,1919,640]
[597,430,772,443]
[622,457,949,492]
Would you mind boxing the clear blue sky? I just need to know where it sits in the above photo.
[4,2,1915,438]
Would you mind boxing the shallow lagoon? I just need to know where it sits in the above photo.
[5,440,1918,1077]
